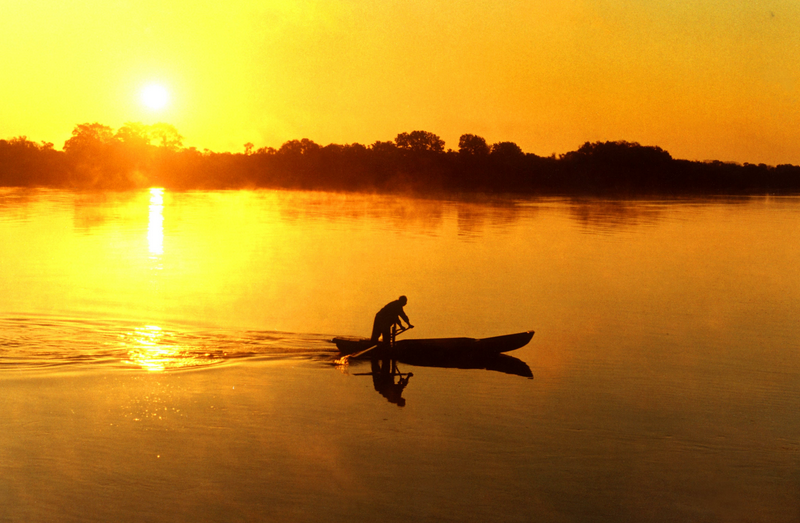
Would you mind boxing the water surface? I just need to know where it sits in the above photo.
[1,188,799,522]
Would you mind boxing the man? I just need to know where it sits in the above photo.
[371,295,413,345]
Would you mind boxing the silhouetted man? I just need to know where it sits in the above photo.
[371,295,413,345]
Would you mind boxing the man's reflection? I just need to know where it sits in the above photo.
[371,356,412,407]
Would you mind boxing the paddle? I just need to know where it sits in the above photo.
[340,325,413,363]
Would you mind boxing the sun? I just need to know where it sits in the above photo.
[141,84,169,111]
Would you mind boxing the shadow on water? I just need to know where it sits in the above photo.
[337,352,533,407]
[365,357,414,407]
[402,352,534,378]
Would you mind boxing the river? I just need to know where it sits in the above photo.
[1,188,799,522]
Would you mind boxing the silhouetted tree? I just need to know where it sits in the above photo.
[0,136,65,186]
[273,139,323,188]
[562,141,672,168]
[481,142,526,190]
[63,123,116,156]
[559,141,674,193]
[458,134,490,157]
[114,122,155,178]
[3,122,800,194]
[490,141,524,159]
[63,123,128,188]
[148,123,183,151]
[278,138,321,157]
[395,131,445,153]
[115,122,152,149]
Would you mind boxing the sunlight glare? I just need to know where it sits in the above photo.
[141,84,169,110]
[122,325,175,372]
[148,188,164,256]
[122,325,204,372]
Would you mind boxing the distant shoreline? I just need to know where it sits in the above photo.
[2,124,799,195]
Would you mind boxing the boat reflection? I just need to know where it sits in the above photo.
[347,352,532,406]
[399,352,533,379]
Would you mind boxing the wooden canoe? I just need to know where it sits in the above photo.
[333,331,534,364]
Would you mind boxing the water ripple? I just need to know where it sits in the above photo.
[0,315,337,373]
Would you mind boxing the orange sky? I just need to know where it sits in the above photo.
[2,0,798,165]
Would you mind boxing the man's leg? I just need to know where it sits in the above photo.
[380,325,391,344]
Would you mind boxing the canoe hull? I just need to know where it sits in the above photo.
[333,331,534,363]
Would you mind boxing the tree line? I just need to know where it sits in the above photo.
[2,123,799,195]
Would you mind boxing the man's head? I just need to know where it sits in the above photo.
[399,295,407,305]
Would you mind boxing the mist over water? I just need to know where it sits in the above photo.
[2,188,799,522]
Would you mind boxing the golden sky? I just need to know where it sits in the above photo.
[3,0,798,164]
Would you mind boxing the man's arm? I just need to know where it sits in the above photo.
[399,309,411,327]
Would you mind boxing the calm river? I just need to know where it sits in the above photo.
[1,188,799,522]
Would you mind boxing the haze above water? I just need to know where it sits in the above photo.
[1,188,799,522]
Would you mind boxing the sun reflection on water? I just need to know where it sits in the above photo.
[122,325,213,372]
[148,188,164,257]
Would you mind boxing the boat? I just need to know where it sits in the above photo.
[333,331,534,365]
